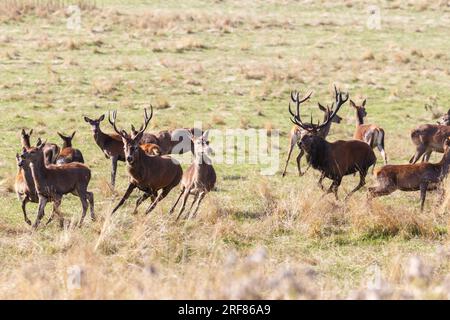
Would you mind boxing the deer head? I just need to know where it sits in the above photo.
[437,109,450,126]
[109,107,153,165]
[57,131,76,148]
[318,102,343,124]
[350,99,367,118]
[84,114,105,134]
[189,130,213,164]
[20,140,47,165]
[20,129,33,148]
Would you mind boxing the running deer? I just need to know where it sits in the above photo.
[289,86,376,199]
[369,137,450,211]
[109,107,183,215]
[84,114,125,187]
[20,141,95,229]
[351,99,387,164]
[56,131,85,164]
[169,130,216,220]
[21,129,60,164]
[409,124,450,164]
[282,93,343,177]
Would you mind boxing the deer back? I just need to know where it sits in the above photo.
[411,124,450,152]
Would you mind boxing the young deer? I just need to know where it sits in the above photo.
[109,107,183,215]
[289,86,376,199]
[169,130,216,220]
[351,99,387,164]
[56,131,85,164]
[84,114,125,187]
[20,141,95,229]
[409,124,450,163]
[21,129,60,164]
[369,138,450,211]
[282,94,342,177]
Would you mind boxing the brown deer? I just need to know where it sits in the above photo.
[168,130,216,220]
[369,137,450,211]
[21,129,60,164]
[15,153,38,225]
[84,114,125,187]
[282,94,343,177]
[409,124,450,164]
[437,109,450,125]
[20,141,95,229]
[56,131,85,164]
[289,86,376,199]
[109,107,183,215]
[351,99,387,164]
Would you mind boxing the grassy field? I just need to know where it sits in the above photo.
[1,0,450,299]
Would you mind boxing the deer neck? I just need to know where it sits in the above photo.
[126,149,147,180]
[194,153,211,168]
[94,129,108,149]
[318,115,332,138]
[356,110,364,126]
[63,141,71,149]
[29,154,48,194]
[22,164,37,194]
[21,137,31,149]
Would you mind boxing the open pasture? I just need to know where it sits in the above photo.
[0,0,450,299]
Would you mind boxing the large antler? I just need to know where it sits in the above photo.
[315,85,348,131]
[109,110,128,139]
[288,90,313,130]
[134,106,153,138]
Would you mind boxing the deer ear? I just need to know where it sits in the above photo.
[317,103,326,112]
[350,100,356,108]
[21,129,26,136]
[131,124,136,132]
[362,99,366,107]
[99,114,105,122]
[83,116,90,123]
[29,129,33,136]
[57,132,64,139]
[202,130,210,141]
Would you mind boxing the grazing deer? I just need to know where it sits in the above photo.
[351,99,387,164]
[169,130,216,220]
[84,114,125,187]
[20,141,95,229]
[289,86,376,199]
[109,107,183,215]
[282,95,343,177]
[15,153,38,225]
[140,143,162,156]
[409,124,450,164]
[56,131,85,164]
[369,138,450,211]
[21,129,60,164]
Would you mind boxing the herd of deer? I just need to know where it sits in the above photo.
[15,106,216,229]
[285,86,450,211]
[13,86,450,230]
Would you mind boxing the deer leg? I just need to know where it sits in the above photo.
[296,149,305,176]
[345,169,367,200]
[87,191,95,221]
[21,198,32,225]
[145,188,171,215]
[377,145,388,165]
[175,187,192,221]
[52,196,64,229]
[111,156,119,187]
[111,184,136,215]
[185,193,199,219]
[132,192,151,215]
[409,145,426,164]
[420,182,429,212]
[422,151,432,163]
[189,191,207,219]
[282,139,296,177]
[318,172,326,190]
[33,195,48,230]
[326,178,341,200]
[78,192,89,228]
[168,187,185,215]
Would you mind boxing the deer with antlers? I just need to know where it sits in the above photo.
[20,141,95,229]
[84,114,125,187]
[289,86,376,199]
[350,99,387,165]
[21,129,60,164]
[169,130,216,220]
[282,93,343,177]
[109,107,183,215]
[56,131,85,164]
[370,137,450,211]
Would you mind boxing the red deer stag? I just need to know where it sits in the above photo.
[21,129,59,164]
[409,124,450,164]
[289,86,376,199]
[369,137,450,211]
[169,130,216,220]
[84,114,125,187]
[282,93,343,177]
[20,141,95,229]
[109,107,183,215]
[351,99,387,164]
[56,131,85,164]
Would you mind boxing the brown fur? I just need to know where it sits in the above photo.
[21,129,60,164]
[56,131,85,164]
[409,124,450,163]
[139,143,161,156]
